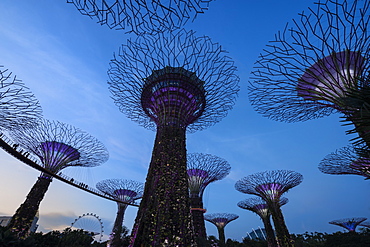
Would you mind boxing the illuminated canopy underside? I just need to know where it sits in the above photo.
[114,189,138,203]
[141,66,206,128]
[297,50,365,104]
[256,183,284,201]
[39,141,80,171]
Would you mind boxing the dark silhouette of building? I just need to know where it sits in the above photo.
[204,213,239,247]
[96,179,143,247]
[187,153,231,241]
[107,28,239,245]
[235,170,303,247]
[7,119,108,238]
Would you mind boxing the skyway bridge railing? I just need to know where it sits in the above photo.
[0,132,139,207]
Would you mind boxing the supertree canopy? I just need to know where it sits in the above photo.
[108,28,239,246]
[0,65,42,130]
[96,179,143,247]
[237,197,288,247]
[329,217,367,232]
[187,152,231,240]
[319,144,370,179]
[248,0,370,144]
[235,170,303,247]
[7,118,109,238]
[67,0,214,34]
[204,213,239,247]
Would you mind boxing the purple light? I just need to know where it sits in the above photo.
[141,67,206,126]
[253,203,269,218]
[187,169,209,178]
[39,141,80,170]
[350,157,370,175]
[114,189,138,202]
[297,50,365,101]
[256,183,284,201]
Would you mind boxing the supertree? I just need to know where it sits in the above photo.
[0,65,42,130]
[248,0,370,146]
[359,221,370,229]
[96,179,144,247]
[237,197,289,247]
[204,213,238,247]
[7,118,109,238]
[107,28,239,246]
[329,217,367,232]
[67,0,214,34]
[319,144,370,179]
[235,170,303,247]
[187,153,231,241]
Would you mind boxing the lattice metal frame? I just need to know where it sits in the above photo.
[0,65,42,130]
[67,0,214,34]
[10,118,109,174]
[108,28,239,133]
[187,153,231,198]
[96,179,144,204]
[319,144,370,179]
[248,0,370,123]
[329,217,367,232]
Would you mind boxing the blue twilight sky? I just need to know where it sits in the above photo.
[0,0,369,242]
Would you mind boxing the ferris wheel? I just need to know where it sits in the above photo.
[70,213,104,242]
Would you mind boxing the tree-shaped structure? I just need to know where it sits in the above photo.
[7,118,109,238]
[235,170,303,247]
[96,179,143,247]
[319,144,370,179]
[237,197,289,247]
[0,65,42,130]
[248,0,370,144]
[187,153,231,241]
[108,28,239,246]
[67,0,214,34]
[204,213,238,247]
[329,217,367,232]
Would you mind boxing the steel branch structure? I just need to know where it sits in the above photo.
[0,65,42,130]
[319,144,370,179]
[67,0,214,34]
[108,28,239,246]
[329,217,367,232]
[96,179,143,247]
[204,213,238,247]
[248,0,370,144]
[187,152,231,241]
[7,118,109,238]
[237,197,288,247]
[235,170,303,247]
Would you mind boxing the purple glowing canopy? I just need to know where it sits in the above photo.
[256,183,284,201]
[141,66,206,127]
[39,141,80,170]
[329,217,367,232]
[297,50,365,102]
[113,189,138,203]
[204,213,239,229]
[350,157,370,177]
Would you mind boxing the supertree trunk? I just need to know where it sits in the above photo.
[110,204,128,247]
[190,196,207,241]
[217,227,226,247]
[131,125,194,246]
[261,216,278,247]
[269,204,293,247]
[7,174,51,238]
